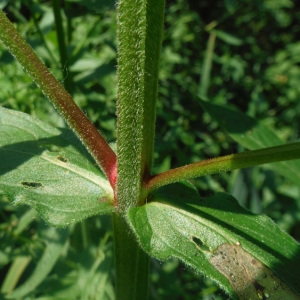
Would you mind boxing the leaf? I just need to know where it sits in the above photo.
[199,100,300,185]
[0,107,114,226]
[1,256,31,294]
[6,226,69,299]
[210,243,299,299]
[76,246,114,300]
[127,182,300,298]
[213,30,243,46]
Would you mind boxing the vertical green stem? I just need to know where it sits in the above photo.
[116,0,165,210]
[198,31,216,98]
[31,14,58,64]
[52,0,73,94]
[114,0,165,298]
[80,221,88,249]
[112,214,150,300]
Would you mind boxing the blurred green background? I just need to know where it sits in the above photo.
[1,0,300,299]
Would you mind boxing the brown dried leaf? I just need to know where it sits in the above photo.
[210,243,299,300]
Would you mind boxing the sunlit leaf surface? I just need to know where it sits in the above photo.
[0,107,114,226]
[128,182,300,298]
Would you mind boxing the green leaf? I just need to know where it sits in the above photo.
[0,107,114,226]
[128,182,300,298]
[213,30,243,46]
[200,100,300,185]
[6,226,69,299]
[73,245,114,300]
[1,256,31,294]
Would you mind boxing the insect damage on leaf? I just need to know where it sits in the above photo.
[209,243,299,300]
[56,156,68,163]
[21,181,43,188]
[191,235,210,252]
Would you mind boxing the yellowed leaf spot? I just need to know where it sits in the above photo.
[210,243,299,300]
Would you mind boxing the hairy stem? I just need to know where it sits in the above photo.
[0,10,116,187]
[112,213,150,300]
[116,0,165,209]
[113,1,165,299]
[146,142,300,193]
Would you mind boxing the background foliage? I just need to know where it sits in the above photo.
[1,0,299,298]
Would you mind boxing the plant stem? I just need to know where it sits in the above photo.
[113,1,164,297]
[0,10,116,187]
[52,0,73,94]
[116,0,165,209]
[31,13,58,65]
[198,31,216,98]
[112,213,150,300]
[146,141,300,193]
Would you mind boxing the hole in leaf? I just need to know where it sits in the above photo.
[191,236,210,252]
[210,243,298,299]
[56,156,68,163]
[21,182,43,188]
